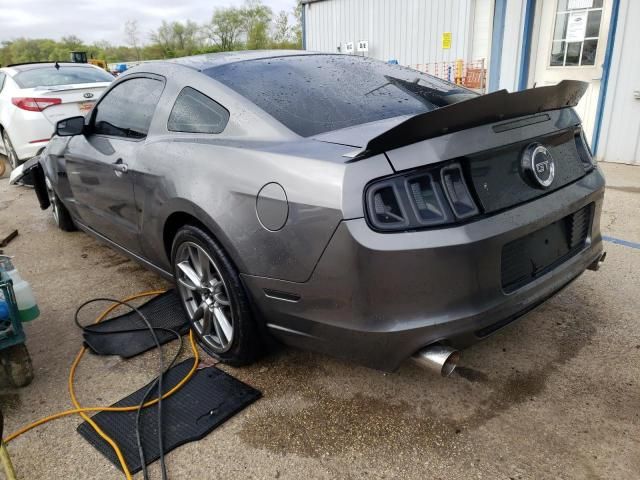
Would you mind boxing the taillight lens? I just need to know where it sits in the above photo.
[12,97,62,112]
[367,182,409,229]
[406,174,449,225]
[441,164,479,219]
[365,162,479,232]
[575,128,596,171]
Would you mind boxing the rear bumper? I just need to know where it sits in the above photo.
[243,168,605,371]
[6,110,53,161]
[15,142,48,162]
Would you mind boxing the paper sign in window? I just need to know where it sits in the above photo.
[566,11,588,42]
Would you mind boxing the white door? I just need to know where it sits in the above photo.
[531,0,613,143]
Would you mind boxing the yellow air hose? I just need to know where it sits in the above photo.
[3,290,200,480]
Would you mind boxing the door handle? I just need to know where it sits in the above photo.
[112,158,128,175]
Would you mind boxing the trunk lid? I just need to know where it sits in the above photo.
[22,82,110,125]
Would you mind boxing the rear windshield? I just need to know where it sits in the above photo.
[206,55,477,137]
[13,66,114,88]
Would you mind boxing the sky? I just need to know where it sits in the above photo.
[0,0,297,44]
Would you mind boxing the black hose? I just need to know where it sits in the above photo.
[74,297,183,480]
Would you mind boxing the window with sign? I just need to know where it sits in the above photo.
[550,0,603,67]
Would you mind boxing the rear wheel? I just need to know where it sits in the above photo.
[172,225,261,365]
[1,129,19,170]
[45,177,76,231]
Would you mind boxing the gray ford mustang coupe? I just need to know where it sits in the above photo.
[34,51,605,374]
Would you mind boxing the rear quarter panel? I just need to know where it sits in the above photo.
[135,139,348,282]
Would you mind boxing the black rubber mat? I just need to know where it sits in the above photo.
[77,359,261,473]
[83,290,190,358]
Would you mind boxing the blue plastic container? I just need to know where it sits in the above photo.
[0,299,9,321]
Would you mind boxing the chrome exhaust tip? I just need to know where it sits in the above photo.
[412,345,460,377]
[588,251,607,271]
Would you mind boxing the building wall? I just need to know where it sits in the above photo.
[597,0,640,164]
[304,0,490,67]
[498,0,526,91]
[471,0,493,62]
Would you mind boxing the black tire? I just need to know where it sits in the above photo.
[45,177,76,232]
[1,129,19,170]
[1,344,34,388]
[171,224,261,366]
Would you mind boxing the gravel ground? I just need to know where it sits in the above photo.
[0,162,638,480]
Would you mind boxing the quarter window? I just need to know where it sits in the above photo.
[550,0,603,67]
[168,87,229,134]
[93,77,163,139]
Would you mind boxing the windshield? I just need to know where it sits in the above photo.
[206,54,477,137]
[14,66,114,88]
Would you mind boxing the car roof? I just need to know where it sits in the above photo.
[164,50,321,72]
[1,62,99,76]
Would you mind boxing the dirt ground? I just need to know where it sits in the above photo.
[0,162,638,480]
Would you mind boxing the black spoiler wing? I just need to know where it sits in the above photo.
[353,80,588,159]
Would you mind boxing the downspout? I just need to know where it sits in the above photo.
[517,0,536,91]
[488,0,507,92]
[591,0,621,155]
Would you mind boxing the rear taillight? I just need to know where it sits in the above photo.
[12,97,62,112]
[441,164,479,219]
[367,183,409,229]
[365,161,479,232]
[406,174,450,225]
[575,128,596,171]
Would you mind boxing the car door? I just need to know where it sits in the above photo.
[63,75,164,254]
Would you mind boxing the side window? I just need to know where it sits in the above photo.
[0,73,6,93]
[168,87,229,134]
[93,77,163,139]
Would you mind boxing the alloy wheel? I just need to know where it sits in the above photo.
[175,241,234,353]
[44,177,59,225]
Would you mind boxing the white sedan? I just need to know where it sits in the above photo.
[0,62,113,171]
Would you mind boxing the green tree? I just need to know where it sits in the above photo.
[150,20,202,58]
[243,0,272,50]
[272,11,291,44]
[206,7,245,51]
[293,1,303,47]
[0,3,303,68]
[60,35,84,50]
[124,20,141,61]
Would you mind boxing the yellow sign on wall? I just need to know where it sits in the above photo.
[442,32,452,49]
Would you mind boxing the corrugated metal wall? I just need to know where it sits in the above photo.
[598,0,640,164]
[472,0,492,62]
[304,0,483,66]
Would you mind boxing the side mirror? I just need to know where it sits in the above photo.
[56,116,85,137]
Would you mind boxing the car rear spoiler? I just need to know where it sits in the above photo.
[352,80,588,160]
